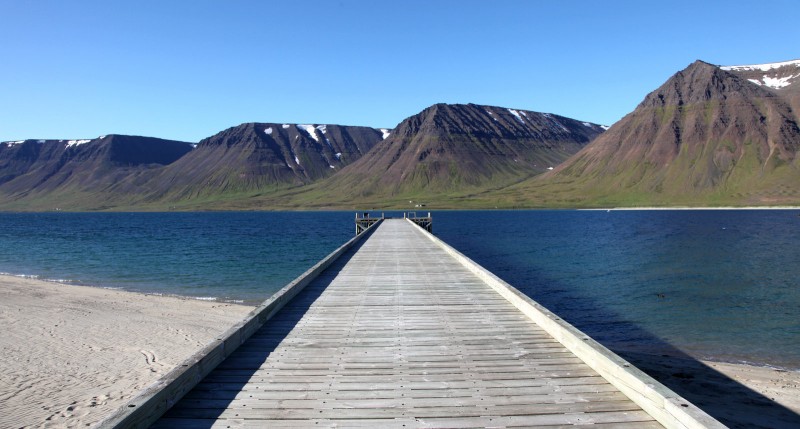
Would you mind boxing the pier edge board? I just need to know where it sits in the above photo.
[405,218,726,429]
[95,219,384,429]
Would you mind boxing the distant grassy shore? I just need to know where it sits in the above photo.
[582,206,800,210]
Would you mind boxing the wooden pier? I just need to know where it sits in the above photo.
[355,212,382,235]
[101,218,723,429]
[356,212,432,235]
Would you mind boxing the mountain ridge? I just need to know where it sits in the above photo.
[134,122,386,204]
[0,135,193,209]
[499,60,800,207]
[280,102,605,207]
[2,58,799,211]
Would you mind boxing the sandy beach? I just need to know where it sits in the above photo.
[620,352,800,428]
[1,275,798,428]
[0,275,254,429]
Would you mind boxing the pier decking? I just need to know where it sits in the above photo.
[104,218,721,428]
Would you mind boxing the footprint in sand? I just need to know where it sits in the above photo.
[139,350,157,365]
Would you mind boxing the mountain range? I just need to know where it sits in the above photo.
[281,103,604,208]
[131,123,386,207]
[1,58,798,210]
[0,135,192,210]
[0,124,387,210]
[494,59,800,207]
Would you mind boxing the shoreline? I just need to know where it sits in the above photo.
[1,205,798,213]
[582,206,800,211]
[0,271,255,305]
[618,351,800,428]
[0,274,255,428]
[2,274,798,428]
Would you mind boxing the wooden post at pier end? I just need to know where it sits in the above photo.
[404,211,432,233]
[358,212,432,235]
[355,212,384,235]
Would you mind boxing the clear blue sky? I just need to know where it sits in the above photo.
[2,0,799,143]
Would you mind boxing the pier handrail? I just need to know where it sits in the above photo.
[405,218,725,429]
[97,219,384,429]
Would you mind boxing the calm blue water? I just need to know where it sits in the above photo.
[1,210,798,369]
[0,212,354,303]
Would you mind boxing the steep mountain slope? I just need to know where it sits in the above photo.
[0,135,193,209]
[504,60,800,207]
[139,123,386,202]
[293,103,604,205]
[721,59,800,118]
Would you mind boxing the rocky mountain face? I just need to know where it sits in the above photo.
[0,124,387,209]
[138,123,386,202]
[524,60,800,206]
[0,135,193,208]
[307,103,604,202]
[6,60,797,210]
[721,59,800,118]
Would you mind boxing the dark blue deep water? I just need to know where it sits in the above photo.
[1,210,798,369]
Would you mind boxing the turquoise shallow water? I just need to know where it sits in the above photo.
[0,212,353,303]
[1,210,798,369]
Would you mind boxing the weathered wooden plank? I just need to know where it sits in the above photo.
[172,390,631,410]
[152,416,665,429]
[148,220,683,429]
[163,400,645,419]
[182,382,621,401]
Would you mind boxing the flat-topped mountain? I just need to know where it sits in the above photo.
[4,59,798,210]
[721,59,800,91]
[138,123,386,202]
[508,60,800,206]
[0,123,388,209]
[721,59,800,116]
[298,103,604,204]
[0,135,193,209]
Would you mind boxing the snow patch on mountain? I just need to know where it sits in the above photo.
[747,74,799,89]
[298,125,319,142]
[66,139,92,147]
[507,109,525,124]
[721,59,800,72]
